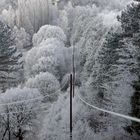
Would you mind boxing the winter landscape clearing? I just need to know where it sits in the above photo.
[0,0,140,140]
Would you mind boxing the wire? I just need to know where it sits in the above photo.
[77,92,140,123]
[0,104,49,115]
[0,95,47,107]
[0,77,68,107]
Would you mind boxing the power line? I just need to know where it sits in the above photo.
[77,92,140,123]
[0,105,49,115]
[0,77,68,107]
[0,95,47,107]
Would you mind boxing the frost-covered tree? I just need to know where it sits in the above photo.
[67,1,140,137]
[70,5,114,83]
[118,2,140,35]
[57,0,132,11]
[13,26,32,50]
[0,21,22,92]
[0,87,42,140]
[57,2,76,42]
[82,28,139,137]
[0,0,57,35]
[117,1,140,137]
[16,0,51,34]
[32,25,66,46]
[39,88,95,140]
[0,5,16,28]
[25,38,66,80]
[25,25,67,81]
[7,0,18,9]
[16,0,57,34]
[25,72,60,102]
[126,80,140,136]
[57,9,68,37]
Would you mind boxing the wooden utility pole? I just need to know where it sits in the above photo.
[70,74,73,139]
[7,106,11,140]
[72,45,75,98]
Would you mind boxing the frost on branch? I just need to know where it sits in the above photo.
[33,25,67,46]
[25,25,67,81]
[13,26,32,50]
[0,21,22,92]
[25,72,60,102]
[39,88,95,140]
[0,87,42,139]
[25,38,66,80]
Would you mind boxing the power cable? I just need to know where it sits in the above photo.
[0,77,68,106]
[0,104,49,115]
[77,92,140,123]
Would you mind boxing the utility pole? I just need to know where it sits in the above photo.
[7,106,11,140]
[70,45,75,139]
[70,74,73,139]
[72,45,75,98]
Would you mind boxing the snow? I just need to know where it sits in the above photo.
[25,72,60,102]
[0,87,42,139]
[25,25,67,79]
[33,25,66,46]
[0,0,140,139]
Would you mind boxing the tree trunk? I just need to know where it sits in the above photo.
[16,128,23,140]
[18,136,23,140]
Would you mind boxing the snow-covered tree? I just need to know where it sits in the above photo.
[57,2,76,42]
[32,25,66,46]
[16,0,52,34]
[57,9,68,36]
[65,1,140,137]
[13,26,32,50]
[128,80,140,136]
[118,2,140,35]
[0,87,42,140]
[16,0,58,34]
[70,5,112,84]
[0,21,22,92]
[39,88,95,140]
[0,5,16,28]
[25,72,60,102]
[57,0,132,10]
[0,0,138,139]
[25,25,67,81]
[25,38,66,80]
[6,0,18,9]
[82,29,139,136]
[0,0,58,35]
[117,2,140,136]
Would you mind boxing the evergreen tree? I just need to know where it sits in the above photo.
[134,0,140,2]
[118,1,140,136]
[0,21,22,92]
[131,80,140,135]
[118,2,140,35]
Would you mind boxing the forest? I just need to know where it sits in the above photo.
[0,0,140,140]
